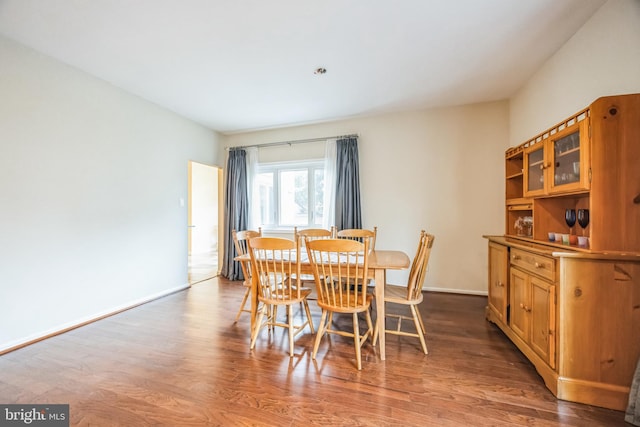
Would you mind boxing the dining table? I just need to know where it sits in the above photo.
[237,247,410,361]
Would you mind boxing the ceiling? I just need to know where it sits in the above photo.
[0,0,606,134]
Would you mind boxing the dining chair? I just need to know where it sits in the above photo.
[336,226,377,251]
[336,227,378,290]
[248,237,315,357]
[305,238,374,370]
[373,230,434,354]
[232,228,261,322]
[293,227,335,290]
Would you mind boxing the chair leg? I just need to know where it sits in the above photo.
[364,309,374,343]
[312,310,328,360]
[235,285,251,322]
[287,305,295,357]
[414,305,426,334]
[250,304,267,350]
[353,313,362,370]
[303,300,315,333]
[411,305,428,354]
[271,305,278,331]
[372,319,379,346]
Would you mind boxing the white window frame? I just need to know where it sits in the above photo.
[257,159,325,231]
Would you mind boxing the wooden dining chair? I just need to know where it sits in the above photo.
[232,228,261,322]
[337,226,377,251]
[293,227,335,290]
[305,238,374,370]
[373,230,434,354]
[248,237,315,357]
[336,227,378,290]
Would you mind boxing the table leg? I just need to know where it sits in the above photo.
[374,267,386,360]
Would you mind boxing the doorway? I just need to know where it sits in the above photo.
[188,161,221,284]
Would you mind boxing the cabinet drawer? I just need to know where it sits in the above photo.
[510,248,555,281]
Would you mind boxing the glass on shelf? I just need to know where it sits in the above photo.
[577,209,590,248]
[553,131,580,187]
[514,216,533,238]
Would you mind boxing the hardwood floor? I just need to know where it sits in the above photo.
[0,277,627,426]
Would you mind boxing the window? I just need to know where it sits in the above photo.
[256,160,325,229]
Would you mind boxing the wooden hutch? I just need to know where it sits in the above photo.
[484,93,640,411]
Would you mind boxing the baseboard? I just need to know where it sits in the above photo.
[0,283,190,355]
[422,286,488,296]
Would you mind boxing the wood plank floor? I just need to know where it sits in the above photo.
[0,277,627,426]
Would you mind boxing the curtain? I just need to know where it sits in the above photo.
[246,147,260,230]
[334,136,362,231]
[221,148,248,280]
[322,139,337,230]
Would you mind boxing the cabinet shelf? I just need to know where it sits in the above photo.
[555,147,579,157]
[506,171,523,180]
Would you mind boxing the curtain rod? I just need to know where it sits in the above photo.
[225,133,358,150]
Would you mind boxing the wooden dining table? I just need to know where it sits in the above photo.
[237,248,410,361]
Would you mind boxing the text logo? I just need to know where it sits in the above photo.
[0,405,69,426]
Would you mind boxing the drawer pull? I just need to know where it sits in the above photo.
[512,255,521,261]
[535,262,544,269]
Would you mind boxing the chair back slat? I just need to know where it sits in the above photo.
[306,238,370,310]
[406,231,435,301]
[249,237,300,303]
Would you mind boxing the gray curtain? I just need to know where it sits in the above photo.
[335,136,362,231]
[627,357,640,426]
[221,148,248,280]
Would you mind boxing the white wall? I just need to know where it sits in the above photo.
[510,0,640,145]
[224,101,509,294]
[0,36,221,352]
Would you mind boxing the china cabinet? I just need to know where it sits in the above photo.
[504,93,640,252]
[485,93,640,411]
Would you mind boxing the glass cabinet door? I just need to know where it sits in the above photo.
[552,131,580,186]
[548,120,590,194]
[524,144,545,196]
